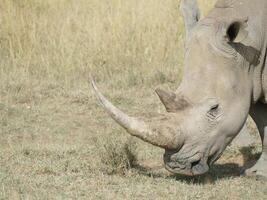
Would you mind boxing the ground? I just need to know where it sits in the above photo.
[1,0,267,199]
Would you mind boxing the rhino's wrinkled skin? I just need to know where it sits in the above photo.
[92,0,267,179]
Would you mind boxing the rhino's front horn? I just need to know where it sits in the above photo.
[91,79,184,149]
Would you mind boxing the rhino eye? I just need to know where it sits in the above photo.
[207,104,219,119]
[227,22,240,42]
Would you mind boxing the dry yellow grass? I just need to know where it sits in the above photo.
[0,0,267,199]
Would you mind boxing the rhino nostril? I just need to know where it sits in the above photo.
[191,159,201,168]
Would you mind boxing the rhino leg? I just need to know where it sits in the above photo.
[232,124,257,147]
[244,102,267,179]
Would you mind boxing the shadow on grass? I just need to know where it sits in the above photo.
[133,163,242,184]
[239,146,261,165]
[133,146,261,184]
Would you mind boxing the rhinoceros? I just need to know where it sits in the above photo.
[91,0,267,178]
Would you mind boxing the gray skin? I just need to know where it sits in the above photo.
[92,0,267,178]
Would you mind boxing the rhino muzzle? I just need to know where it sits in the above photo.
[163,150,210,176]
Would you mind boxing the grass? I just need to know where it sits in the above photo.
[0,0,267,199]
[98,135,138,175]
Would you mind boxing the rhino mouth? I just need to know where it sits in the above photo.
[163,149,219,176]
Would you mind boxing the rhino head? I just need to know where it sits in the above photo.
[92,0,260,176]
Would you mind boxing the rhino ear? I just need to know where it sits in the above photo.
[180,0,201,43]
[225,18,248,43]
[155,87,177,112]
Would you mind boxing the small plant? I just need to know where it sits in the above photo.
[98,135,137,175]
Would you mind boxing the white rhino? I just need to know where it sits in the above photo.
[92,0,267,179]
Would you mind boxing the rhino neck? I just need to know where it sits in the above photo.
[246,2,267,103]
[253,4,267,103]
[259,43,267,103]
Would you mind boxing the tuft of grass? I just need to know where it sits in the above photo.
[97,135,138,175]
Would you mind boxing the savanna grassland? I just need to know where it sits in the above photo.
[0,0,267,199]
